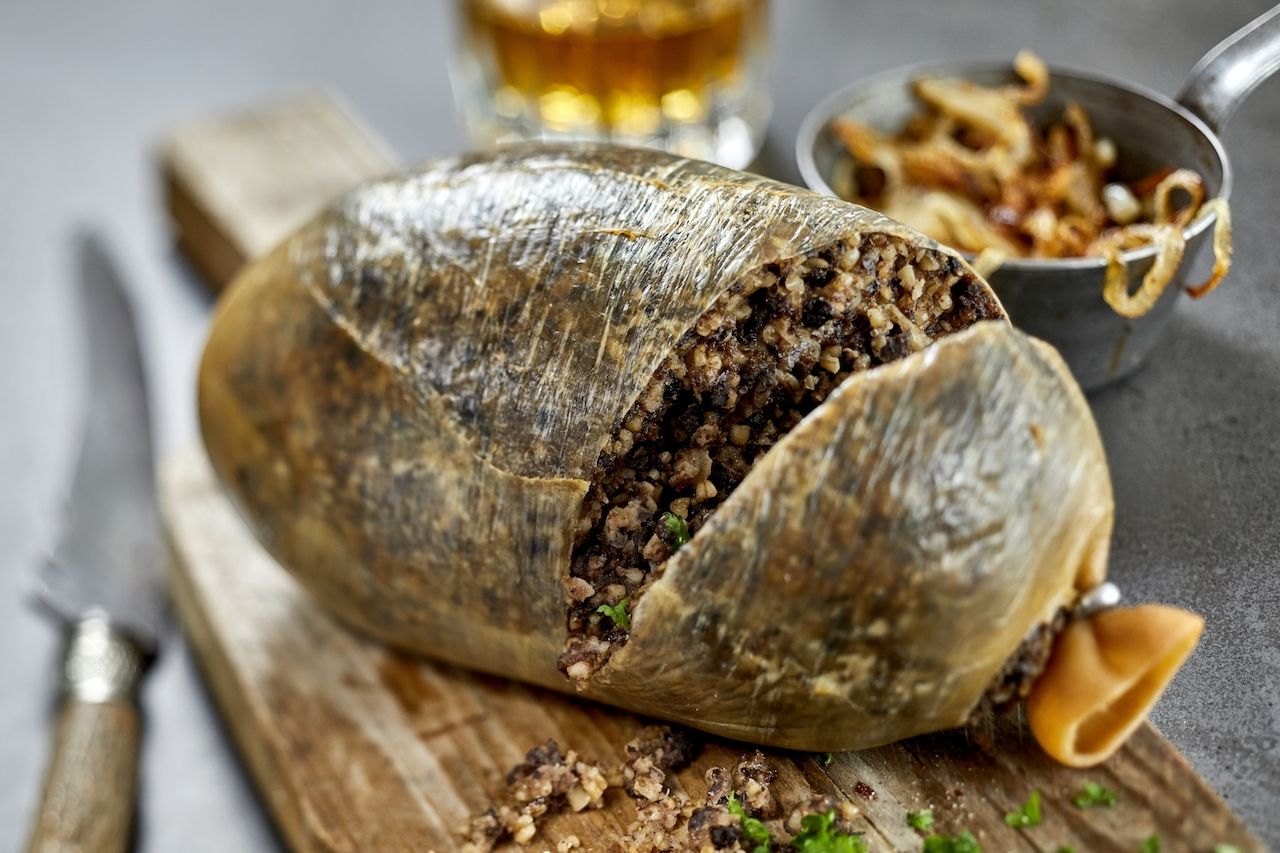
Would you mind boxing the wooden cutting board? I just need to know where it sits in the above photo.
[159,445,1260,853]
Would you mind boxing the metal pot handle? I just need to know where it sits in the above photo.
[1178,3,1280,133]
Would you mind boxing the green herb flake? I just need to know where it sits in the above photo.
[1004,790,1043,829]
[1213,845,1243,853]
[821,752,835,767]
[790,808,868,853]
[1139,834,1160,853]
[727,793,772,852]
[1072,781,1117,809]
[596,598,631,630]
[922,830,983,853]
[1056,847,1076,853]
[660,511,691,547]
[906,809,935,832]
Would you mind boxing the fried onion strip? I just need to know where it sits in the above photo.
[971,248,1008,279]
[1063,102,1095,162]
[1152,169,1205,228]
[832,119,904,192]
[913,76,1033,168]
[1186,197,1232,299]
[1100,225,1186,319]
[1007,50,1050,105]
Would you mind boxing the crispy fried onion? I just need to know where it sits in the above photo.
[830,52,1233,318]
[1093,173,1230,317]
[1007,50,1049,105]
[1098,225,1186,319]
[1185,197,1232,299]
[1152,168,1205,228]
[971,248,1008,279]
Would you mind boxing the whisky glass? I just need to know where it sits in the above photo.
[452,0,771,169]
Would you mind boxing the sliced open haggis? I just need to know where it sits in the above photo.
[200,143,1202,765]
[559,234,1000,682]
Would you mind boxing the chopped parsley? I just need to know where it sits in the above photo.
[821,752,835,767]
[790,808,868,853]
[1213,845,1243,853]
[596,598,631,630]
[1139,835,1160,853]
[922,830,983,853]
[727,794,772,852]
[660,511,691,547]
[1072,781,1118,809]
[1056,848,1076,853]
[906,809,935,832]
[1004,790,1043,828]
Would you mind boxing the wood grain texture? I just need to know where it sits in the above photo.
[160,445,1261,853]
[26,701,139,853]
[160,90,397,291]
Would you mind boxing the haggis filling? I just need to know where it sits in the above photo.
[558,235,1001,682]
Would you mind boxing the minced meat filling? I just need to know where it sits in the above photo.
[458,739,609,851]
[974,608,1070,717]
[558,234,1002,682]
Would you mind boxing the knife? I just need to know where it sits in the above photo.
[27,234,166,853]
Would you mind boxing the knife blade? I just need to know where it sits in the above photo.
[26,232,166,853]
[39,233,165,642]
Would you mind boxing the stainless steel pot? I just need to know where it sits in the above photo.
[797,6,1280,390]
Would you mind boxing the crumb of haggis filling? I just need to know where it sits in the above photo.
[619,725,702,852]
[464,725,866,852]
[458,739,609,852]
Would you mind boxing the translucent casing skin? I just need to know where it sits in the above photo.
[199,144,1113,751]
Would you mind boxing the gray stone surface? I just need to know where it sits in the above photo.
[1,0,1275,848]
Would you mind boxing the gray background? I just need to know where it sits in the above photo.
[1,0,1276,849]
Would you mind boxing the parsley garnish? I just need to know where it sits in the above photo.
[660,511,691,547]
[1213,846,1243,853]
[790,808,868,853]
[596,598,631,630]
[1004,790,1043,828]
[727,794,772,852]
[1056,847,1076,853]
[1139,835,1160,853]
[1072,781,1118,809]
[821,752,835,767]
[922,831,983,853]
[906,809,935,832]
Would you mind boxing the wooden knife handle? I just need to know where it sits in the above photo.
[27,616,147,853]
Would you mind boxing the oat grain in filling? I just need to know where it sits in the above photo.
[557,234,1002,682]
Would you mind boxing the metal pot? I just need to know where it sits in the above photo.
[797,6,1280,390]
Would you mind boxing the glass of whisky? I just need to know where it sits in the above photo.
[452,0,771,169]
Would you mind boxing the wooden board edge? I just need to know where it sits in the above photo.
[156,88,400,293]
[1141,722,1265,847]
[162,164,248,292]
[160,449,334,853]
